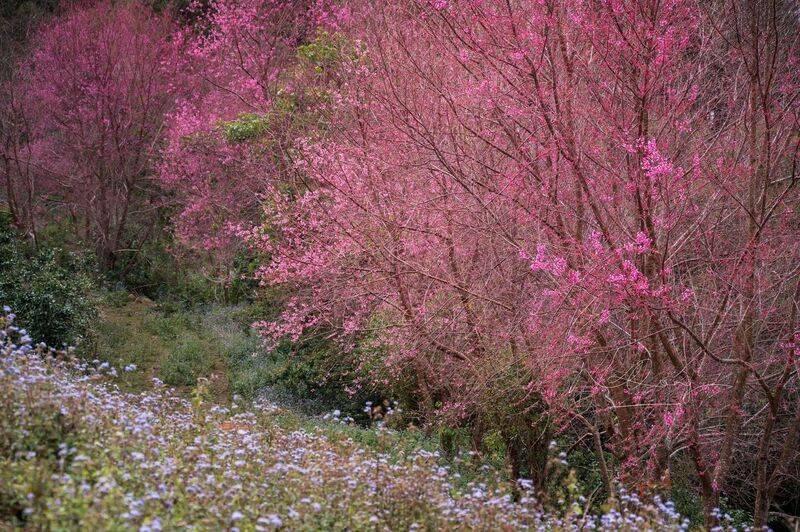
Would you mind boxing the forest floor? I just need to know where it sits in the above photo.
[0,300,701,530]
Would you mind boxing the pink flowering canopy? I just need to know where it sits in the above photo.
[246,0,799,522]
[159,0,349,267]
[2,1,179,269]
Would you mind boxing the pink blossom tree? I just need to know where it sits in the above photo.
[254,0,799,523]
[158,0,348,284]
[1,1,179,271]
[1,72,44,245]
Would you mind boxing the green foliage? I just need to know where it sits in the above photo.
[297,30,352,73]
[0,0,59,47]
[25,209,235,309]
[220,93,298,145]
[110,225,256,307]
[223,332,269,398]
[80,295,243,396]
[557,442,607,503]
[221,112,271,143]
[159,333,215,386]
[110,232,206,302]
[0,214,97,345]
[226,329,382,419]
[227,334,327,403]
[667,457,752,529]
[669,457,705,527]
[272,92,297,117]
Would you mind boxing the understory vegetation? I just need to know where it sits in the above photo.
[1,310,710,530]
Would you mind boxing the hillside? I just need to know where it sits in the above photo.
[2,0,798,528]
[1,309,696,530]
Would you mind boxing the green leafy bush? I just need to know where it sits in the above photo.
[297,30,353,72]
[221,112,272,143]
[226,330,382,418]
[0,214,96,345]
[159,333,215,386]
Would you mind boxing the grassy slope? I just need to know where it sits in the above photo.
[1,297,723,529]
[77,294,460,477]
[1,323,690,530]
[81,292,247,400]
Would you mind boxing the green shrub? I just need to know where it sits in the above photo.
[159,333,215,386]
[115,230,256,308]
[297,30,353,72]
[226,330,380,417]
[222,112,272,143]
[0,214,97,345]
[224,332,269,397]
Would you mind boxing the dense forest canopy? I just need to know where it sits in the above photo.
[1,0,798,529]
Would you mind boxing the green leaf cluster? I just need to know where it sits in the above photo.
[0,213,97,345]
